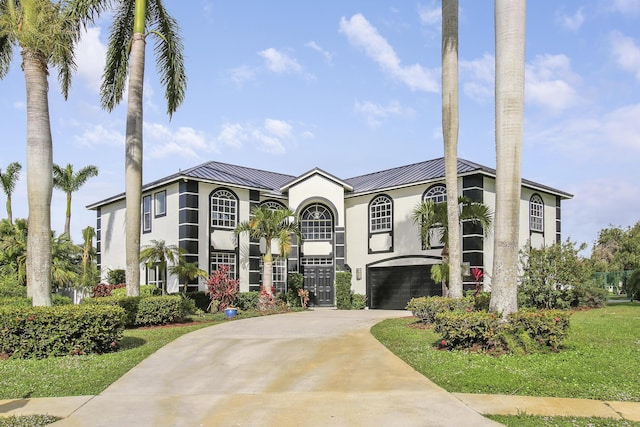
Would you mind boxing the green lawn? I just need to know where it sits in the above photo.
[371,303,640,401]
[0,313,237,399]
[487,414,640,427]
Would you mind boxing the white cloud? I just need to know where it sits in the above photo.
[354,100,415,128]
[144,123,214,159]
[461,53,495,103]
[339,13,439,93]
[216,119,301,154]
[417,3,441,27]
[306,41,333,64]
[557,8,585,31]
[258,48,302,74]
[75,27,107,93]
[526,54,581,113]
[75,124,124,147]
[229,65,257,85]
[609,0,640,15]
[609,31,640,80]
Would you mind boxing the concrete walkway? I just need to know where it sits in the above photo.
[1,309,639,426]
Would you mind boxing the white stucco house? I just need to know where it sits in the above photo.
[87,157,572,309]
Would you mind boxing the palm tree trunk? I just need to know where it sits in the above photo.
[124,30,146,297]
[442,0,462,298]
[6,196,12,226]
[263,248,274,296]
[64,191,72,237]
[489,0,526,317]
[23,49,53,307]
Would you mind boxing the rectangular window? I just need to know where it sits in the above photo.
[146,265,163,291]
[143,195,152,233]
[155,191,166,217]
[261,258,286,294]
[210,252,236,276]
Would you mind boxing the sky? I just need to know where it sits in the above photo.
[1,1,640,254]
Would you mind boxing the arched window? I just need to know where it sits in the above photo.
[301,204,333,240]
[210,189,237,229]
[423,184,447,204]
[369,195,393,233]
[530,194,544,232]
[260,200,286,211]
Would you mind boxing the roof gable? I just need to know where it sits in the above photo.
[280,168,354,193]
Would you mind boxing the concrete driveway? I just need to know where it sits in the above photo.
[53,308,500,427]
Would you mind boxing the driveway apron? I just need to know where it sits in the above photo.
[53,309,500,427]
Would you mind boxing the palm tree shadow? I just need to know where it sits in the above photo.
[118,336,146,351]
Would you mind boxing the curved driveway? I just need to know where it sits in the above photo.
[54,309,500,427]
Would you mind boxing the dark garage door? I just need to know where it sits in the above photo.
[368,265,441,310]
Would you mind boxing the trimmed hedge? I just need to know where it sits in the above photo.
[185,291,210,311]
[0,295,73,307]
[434,309,571,354]
[82,295,183,327]
[110,285,161,298]
[0,305,125,358]
[406,296,474,323]
[335,272,352,309]
[236,291,259,311]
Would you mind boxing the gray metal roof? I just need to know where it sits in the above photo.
[88,157,571,209]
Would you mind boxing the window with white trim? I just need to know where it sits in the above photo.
[142,195,152,233]
[423,184,447,204]
[211,189,237,229]
[260,258,287,293]
[210,252,236,276]
[530,194,544,232]
[261,200,286,210]
[155,191,166,217]
[369,195,392,233]
[146,265,163,290]
[301,204,332,240]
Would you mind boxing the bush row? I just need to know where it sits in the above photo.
[406,296,475,323]
[435,309,571,353]
[0,305,125,359]
[0,295,72,307]
[81,295,183,327]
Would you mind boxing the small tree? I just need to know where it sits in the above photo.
[52,163,99,238]
[205,265,239,311]
[431,263,450,297]
[0,162,22,225]
[139,240,182,295]
[169,258,208,296]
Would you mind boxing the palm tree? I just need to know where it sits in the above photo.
[0,162,22,225]
[430,263,450,297]
[489,0,526,317]
[0,0,83,306]
[168,258,208,296]
[140,239,182,295]
[413,196,493,290]
[53,163,98,238]
[0,218,28,286]
[441,0,462,298]
[234,206,302,298]
[73,0,186,297]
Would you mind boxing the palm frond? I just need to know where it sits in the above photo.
[149,0,186,118]
[100,0,134,111]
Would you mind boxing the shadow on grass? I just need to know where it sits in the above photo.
[117,336,146,351]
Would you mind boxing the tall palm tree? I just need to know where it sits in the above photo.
[53,163,98,238]
[0,161,22,225]
[489,0,526,317]
[0,0,82,306]
[73,0,186,297]
[234,206,302,297]
[140,239,182,295]
[441,0,462,297]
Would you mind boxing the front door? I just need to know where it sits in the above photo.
[303,265,334,306]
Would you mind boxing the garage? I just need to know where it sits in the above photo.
[367,265,441,310]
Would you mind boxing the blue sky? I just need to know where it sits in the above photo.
[1,1,640,253]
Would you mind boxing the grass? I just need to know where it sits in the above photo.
[0,415,59,427]
[371,302,640,401]
[487,414,640,427]
[0,311,253,399]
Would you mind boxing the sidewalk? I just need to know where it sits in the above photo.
[1,309,639,425]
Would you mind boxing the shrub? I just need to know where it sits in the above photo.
[0,304,125,358]
[91,283,125,297]
[335,271,353,310]
[185,291,210,311]
[205,266,239,311]
[351,293,367,309]
[110,285,160,298]
[0,280,26,298]
[571,285,608,308]
[406,296,474,324]
[0,295,72,307]
[82,295,182,327]
[236,291,259,311]
[286,273,304,307]
[106,269,126,285]
[626,270,640,301]
[434,309,571,354]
